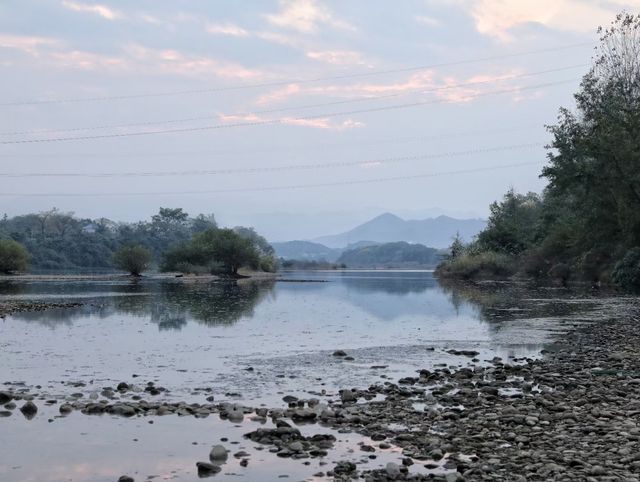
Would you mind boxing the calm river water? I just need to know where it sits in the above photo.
[0,271,625,481]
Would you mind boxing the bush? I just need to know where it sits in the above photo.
[435,251,516,280]
[612,247,640,290]
[0,239,30,274]
[113,245,153,276]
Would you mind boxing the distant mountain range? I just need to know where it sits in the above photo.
[313,213,486,249]
[271,212,486,261]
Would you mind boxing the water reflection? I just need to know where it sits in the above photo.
[4,280,276,330]
[0,272,612,333]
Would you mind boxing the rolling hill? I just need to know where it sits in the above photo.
[312,213,486,249]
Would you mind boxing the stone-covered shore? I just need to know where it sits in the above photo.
[2,300,640,481]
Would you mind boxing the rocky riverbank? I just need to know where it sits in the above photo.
[2,298,639,481]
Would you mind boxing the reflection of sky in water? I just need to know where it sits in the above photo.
[0,272,614,403]
[0,272,630,482]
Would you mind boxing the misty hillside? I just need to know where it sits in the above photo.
[313,213,486,249]
[271,240,342,262]
[337,242,440,268]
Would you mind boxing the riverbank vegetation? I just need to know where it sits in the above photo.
[0,207,276,276]
[437,14,640,290]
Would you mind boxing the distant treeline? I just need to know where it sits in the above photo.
[437,14,640,290]
[279,241,442,269]
[0,207,276,275]
[337,241,441,268]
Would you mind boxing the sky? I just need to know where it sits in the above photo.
[0,0,637,240]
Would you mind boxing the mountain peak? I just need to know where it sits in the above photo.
[371,212,403,222]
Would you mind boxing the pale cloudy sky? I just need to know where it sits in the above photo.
[0,0,637,239]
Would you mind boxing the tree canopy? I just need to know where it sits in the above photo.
[438,14,640,288]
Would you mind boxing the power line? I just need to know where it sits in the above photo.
[0,64,584,137]
[0,41,593,107]
[0,161,543,197]
[0,142,543,177]
[0,123,545,158]
[0,79,578,144]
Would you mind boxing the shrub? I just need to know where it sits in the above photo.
[612,247,640,290]
[113,245,153,276]
[435,251,516,280]
[0,239,30,274]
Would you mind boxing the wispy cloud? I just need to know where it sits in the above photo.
[124,44,266,80]
[467,0,617,41]
[0,34,61,55]
[254,68,529,106]
[219,112,364,130]
[265,0,355,33]
[61,1,123,20]
[206,22,250,37]
[306,50,368,66]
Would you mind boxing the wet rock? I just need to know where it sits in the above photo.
[116,382,129,392]
[332,350,348,357]
[118,476,134,482]
[209,444,228,462]
[340,389,357,403]
[0,391,12,404]
[385,462,401,478]
[0,410,11,417]
[333,460,357,475]
[196,462,221,477]
[19,401,37,420]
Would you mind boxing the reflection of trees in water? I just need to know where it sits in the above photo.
[151,281,275,329]
[436,278,603,329]
[6,280,275,330]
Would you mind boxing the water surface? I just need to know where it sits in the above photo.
[0,271,624,481]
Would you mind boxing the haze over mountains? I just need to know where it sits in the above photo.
[272,213,486,261]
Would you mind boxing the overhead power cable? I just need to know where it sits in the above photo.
[0,123,545,158]
[0,41,593,107]
[0,64,585,137]
[0,142,543,178]
[0,79,578,145]
[0,161,543,197]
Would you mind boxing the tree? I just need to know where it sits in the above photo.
[477,189,543,255]
[194,229,260,275]
[542,13,640,269]
[113,245,153,276]
[0,239,30,274]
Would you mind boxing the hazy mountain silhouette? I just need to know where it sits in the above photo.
[271,240,342,261]
[312,213,486,249]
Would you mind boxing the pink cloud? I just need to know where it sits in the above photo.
[61,1,123,20]
[218,112,364,130]
[265,0,355,33]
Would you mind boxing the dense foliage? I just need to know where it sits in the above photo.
[162,228,276,275]
[337,241,440,268]
[0,239,30,274]
[437,14,640,288]
[0,207,274,274]
[112,245,153,276]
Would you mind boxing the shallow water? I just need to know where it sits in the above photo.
[0,271,626,481]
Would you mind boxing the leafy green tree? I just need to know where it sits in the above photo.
[477,189,543,255]
[0,239,30,274]
[194,228,260,275]
[113,245,153,276]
